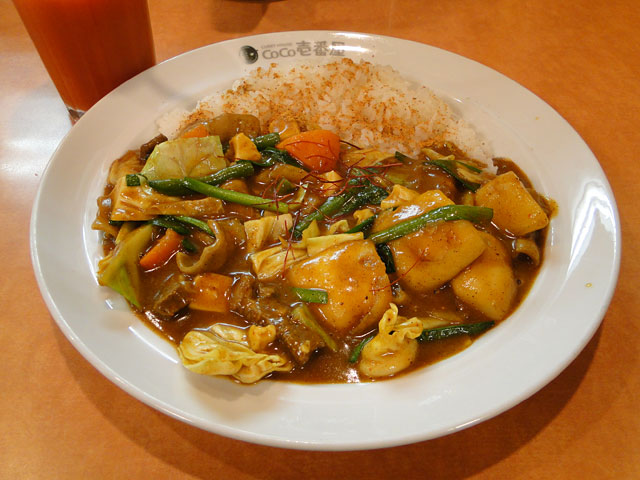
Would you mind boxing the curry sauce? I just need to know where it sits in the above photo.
[95,122,551,384]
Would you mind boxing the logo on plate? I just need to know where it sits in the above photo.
[239,40,348,64]
[240,45,259,64]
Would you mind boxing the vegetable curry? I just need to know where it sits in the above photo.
[93,113,553,384]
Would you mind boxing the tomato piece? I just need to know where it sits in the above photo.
[276,130,340,173]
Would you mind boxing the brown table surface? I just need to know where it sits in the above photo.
[2,0,638,478]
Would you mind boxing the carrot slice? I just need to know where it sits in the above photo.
[276,130,340,173]
[139,228,184,270]
[180,123,209,139]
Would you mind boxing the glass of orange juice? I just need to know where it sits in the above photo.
[13,0,156,122]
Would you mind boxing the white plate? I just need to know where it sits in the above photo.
[30,31,620,450]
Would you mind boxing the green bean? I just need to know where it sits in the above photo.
[418,321,495,342]
[149,217,190,235]
[253,132,280,150]
[333,184,388,217]
[367,205,493,245]
[147,161,254,196]
[346,215,376,234]
[292,195,348,239]
[183,177,290,213]
[291,287,329,304]
[173,215,214,236]
[181,238,198,253]
[146,179,187,196]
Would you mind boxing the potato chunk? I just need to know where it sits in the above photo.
[475,171,548,236]
[229,132,262,161]
[451,232,517,320]
[391,221,487,292]
[373,189,486,293]
[286,240,392,336]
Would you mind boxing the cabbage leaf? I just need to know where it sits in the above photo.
[110,177,224,221]
[177,324,291,383]
[141,136,226,180]
[358,303,423,378]
[97,224,153,307]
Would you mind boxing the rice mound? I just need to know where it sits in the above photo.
[158,58,489,161]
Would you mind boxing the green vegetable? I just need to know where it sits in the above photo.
[181,238,198,253]
[183,177,290,213]
[367,205,493,245]
[141,135,226,180]
[125,173,146,187]
[276,178,297,195]
[149,216,190,235]
[349,334,375,363]
[346,215,376,235]
[334,184,388,217]
[292,195,347,239]
[96,224,153,307]
[292,304,338,352]
[348,167,383,187]
[253,132,280,150]
[427,159,483,192]
[174,215,214,236]
[291,287,329,304]
[292,184,388,239]
[375,243,396,274]
[418,321,495,342]
[257,147,305,169]
[147,161,254,196]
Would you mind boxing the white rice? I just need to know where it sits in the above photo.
[157,58,490,162]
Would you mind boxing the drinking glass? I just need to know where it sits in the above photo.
[13,0,156,122]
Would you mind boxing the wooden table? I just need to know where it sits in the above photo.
[2,0,638,478]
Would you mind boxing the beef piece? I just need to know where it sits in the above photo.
[229,276,289,323]
[229,275,325,365]
[139,134,168,161]
[277,316,326,366]
[151,274,191,318]
[256,282,279,299]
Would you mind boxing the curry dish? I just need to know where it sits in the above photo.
[93,113,552,384]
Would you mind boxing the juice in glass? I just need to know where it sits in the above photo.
[13,0,156,121]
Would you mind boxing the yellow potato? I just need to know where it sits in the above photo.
[451,232,517,320]
[475,171,548,236]
[373,189,486,293]
[390,221,487,292]
[286,240,392,336]
[375,189,454,229]
[229,132,262,161]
